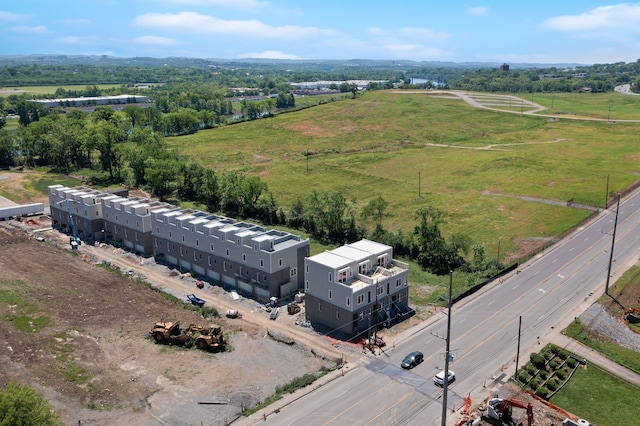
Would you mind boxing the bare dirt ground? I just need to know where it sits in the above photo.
[0,219,339,426]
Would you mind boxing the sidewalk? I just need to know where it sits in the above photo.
[232,362,358,425]
[552,333,640,388]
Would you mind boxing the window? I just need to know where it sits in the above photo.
[196,239,199,246]
[180,247,183,256]
[278,259,283,267]
[377,286,384,296]
[243,254,246,262]
[226,249,230,256]
[357,294,365,304]
[336,311,340,320]
[290,268,297,277]
[329,273,333,282]
[167,242,170,251]
[396,278,402,288]
[182,235,185,242]
[135,233,138,242]
[169,231,172,238]
[254,244,258,251]
[210,243,214,251]
[155,239,158,248]
[156,227,160,234]
[124,229,128,238]
[237,238,240,246]
[358,311,365,320]
[359,262,369,275]
[208,256,211,266]
[224,261,227,271]
[126,219,129,225]
[377,255,386,267]
[306,264,309,273]
[338,269,348,283]
[328,290,332,299]
[346,297,351,307]
[194,251,197,261]
[260,259,264,268]
[305,281,309,290]
[318,303,322,312]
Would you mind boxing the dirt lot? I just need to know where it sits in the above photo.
[0,219,339,426]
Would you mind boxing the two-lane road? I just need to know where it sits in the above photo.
[253,190,640,425]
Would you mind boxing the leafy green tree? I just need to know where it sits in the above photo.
[178,161,206,201]
[0,129,17,168]
[201,168,220,212]
[362,196,388,235]
[0,381,63,426]
[412,204,468,274]
[145,158,180,200]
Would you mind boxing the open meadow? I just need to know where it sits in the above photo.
[167,90,640,262]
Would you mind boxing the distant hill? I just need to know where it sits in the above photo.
[0,54,586,70]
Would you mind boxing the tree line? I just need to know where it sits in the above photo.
[0,101,503,279]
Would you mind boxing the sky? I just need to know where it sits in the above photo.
[2,1,640,64]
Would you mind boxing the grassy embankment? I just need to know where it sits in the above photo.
[167,89,639,259]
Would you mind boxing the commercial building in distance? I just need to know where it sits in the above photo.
[304,239,410,340]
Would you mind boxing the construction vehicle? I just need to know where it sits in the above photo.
[195,324,227,351]
[287,302,301,315]
[225,309,241,318]
[150,320,199,346]
[484,397,534,426]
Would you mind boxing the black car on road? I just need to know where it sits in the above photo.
[401,351,424,369]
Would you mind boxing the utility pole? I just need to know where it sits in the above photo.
[515,316,522,377]
[605,195,620,295]
[441,270,453,426]
[604,175,609,209]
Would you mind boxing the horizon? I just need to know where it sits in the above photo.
[3,2,640,65]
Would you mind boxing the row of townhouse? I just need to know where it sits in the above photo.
[48,185,412,339]
[304,239,411,340]
[48,185,309,302]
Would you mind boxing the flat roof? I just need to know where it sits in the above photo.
[307,251,352,269]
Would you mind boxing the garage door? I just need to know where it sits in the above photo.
[179,259,191,271]
[166,255,178,266]
[192,264,205,276]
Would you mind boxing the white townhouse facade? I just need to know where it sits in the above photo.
[151,208,309,301]
[304,239,410,340]
[48,185,309,302]
[48,184,128,242]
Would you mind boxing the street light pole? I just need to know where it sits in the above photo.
[441,270,453,426]
[605,195,620,295]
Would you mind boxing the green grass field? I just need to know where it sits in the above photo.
[167,90,640,262]
[550,364,640,424]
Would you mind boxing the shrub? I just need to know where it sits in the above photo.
[543,350,554,360]
[526,364,536,375]
[566,358,577,368]
[530,353,546,369]
[549,359,559,370]
[547,378,559,391]
[528,378,540,391]
[556,370,567,381]
[535,386,549,398]
[517,372,529,383]
[539,370,548,380]
[558,349,568,360]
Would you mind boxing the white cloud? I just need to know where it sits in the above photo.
[237,50,301,59]
[367,26,450,42]
[543,4,640,31]
[0,11,29,22]
[58,18,91,25]
[134,36,179,46]
[160,0,267,7]
[10,25,47,34]
[467,6,489,15]
[55,35,99,45]
[133,12,333,39]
